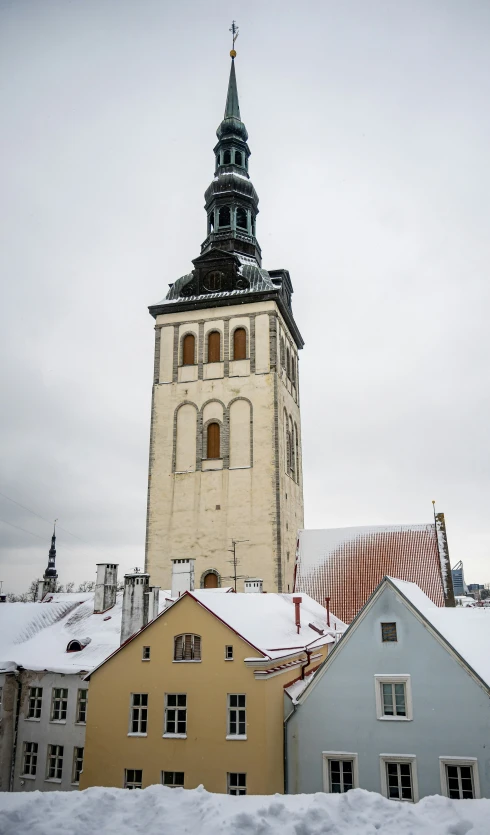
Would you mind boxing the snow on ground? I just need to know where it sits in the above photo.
[0,786,488,835]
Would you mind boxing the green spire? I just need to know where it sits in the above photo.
[224,58,241,120]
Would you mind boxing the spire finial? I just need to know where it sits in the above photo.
[229,20,238,58]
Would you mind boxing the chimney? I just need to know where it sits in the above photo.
[120,572,151,645]
[293,595,302,633]
[94,563,118,614]
[171,559,195,598]
[0,594,6,603]
[146,586,161,622]
[244,578,263,594]
[325,597,331,628]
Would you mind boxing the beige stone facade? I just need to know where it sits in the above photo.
[144,299,303,592]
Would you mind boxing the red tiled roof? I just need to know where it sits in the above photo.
[294,524,445,623]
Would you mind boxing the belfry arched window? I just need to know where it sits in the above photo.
[218,206,231,227]
[207,331,221,363]
[235,151,243,166]
[236,207,247,230]
[223,149,231,164]
[183,334,195,366]
[208,212,215,233]
[207,422,220,459]
[233,328,247,360]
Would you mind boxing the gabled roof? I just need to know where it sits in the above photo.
[293,576,490,706]
[85,591,347,680]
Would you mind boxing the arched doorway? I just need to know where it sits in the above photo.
[202,571,219,589]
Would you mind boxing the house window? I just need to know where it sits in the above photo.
[375,675,412,721]
[233,327,246,360]
[22,742,38,776]
[182,333,195,366]
[236,207,247,229]
[381,757,417,802]
[76,689,88,723]
[46,744,64,781]
[227,772,246,795]
[207,331,221,363]
[381,622,397,642]
[72,747,84,784]
[51,688,68,722]
[206,422,220,459]
[325,757,356,793]
[227,694,246,738]
[225,645,234,661]
[28,687,43,719]
[142,646,151,661]
[162,771,185,788]
[218,205,231,227]
[129,693,148,734]
[174,634,201,661]
[164,694,187,736]
[124,769,143,789]
[440,758,480,799]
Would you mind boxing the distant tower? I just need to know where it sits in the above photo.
[144,39,304,592]
[37,523,59,600]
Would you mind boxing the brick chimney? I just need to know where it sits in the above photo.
[94,563,118,614]
[293,595,302,633]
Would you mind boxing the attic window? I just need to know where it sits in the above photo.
[381,623,397,642]
[67,640,84,653]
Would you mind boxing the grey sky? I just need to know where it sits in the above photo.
[1,0,489,593]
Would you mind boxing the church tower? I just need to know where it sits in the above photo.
[145,45,304,592]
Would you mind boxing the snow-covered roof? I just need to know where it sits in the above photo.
[189,591,347,660]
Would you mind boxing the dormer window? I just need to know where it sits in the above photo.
[235,151,243,166]
[236,207,247,230]
[67,640,83,653]
[223,149,231,164]
[218,206,231,227]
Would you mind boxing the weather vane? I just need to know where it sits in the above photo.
[229,20,239,58]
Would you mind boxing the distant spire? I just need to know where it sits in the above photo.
[44,519,58,580]
[224,57,241,120]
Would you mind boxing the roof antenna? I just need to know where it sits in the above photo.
[229,20,239,58]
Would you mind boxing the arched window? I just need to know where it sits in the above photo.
[207,422,220,459]
[294,423,300,484]
[216,154,220,168]
[207,331,221,363]
[208,212,214,233]
[182,334,195,366]
[291,355,296,384]
[280,338,285,369]
[236,207,247,230]
[235,151,243,166]
[218,206,231,227]
[233,328,247,360]
[286,348,291,379]
[251,215,256,235]
[203,572,218,589]
[174,634,201,661]
[223,149,231,164]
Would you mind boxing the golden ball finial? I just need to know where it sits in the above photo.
[230,49,236,58]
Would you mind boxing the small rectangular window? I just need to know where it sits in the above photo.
[382,682,406,717]
[227,772,246,795]
[72,747,84,784]
[129,693,148,734]
[76,689,88,723]
[142,646,151,661]
[164,694,187,736]
[225,645,234,661]
[22,742,38,776]
[381,622,397,642]
[28,687,43,719]
[51,688,68,722]
[440,759,480,799]
[46,744,64,781]
[328,759,354,793]
[162,771,185,788]
[385,761,414,802]
[375,675,412,721]
[227,694,246,737]
[124,769,143,789]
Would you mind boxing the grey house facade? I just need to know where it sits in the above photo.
[286,577,490,802]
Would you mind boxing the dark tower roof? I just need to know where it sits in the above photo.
[149,51,303,349]
[44,523,58,580]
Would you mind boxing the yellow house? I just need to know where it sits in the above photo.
[80,590,345,795]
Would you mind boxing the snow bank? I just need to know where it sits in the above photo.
[1,785,488,835]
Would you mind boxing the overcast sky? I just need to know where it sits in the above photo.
[1,0,489,593]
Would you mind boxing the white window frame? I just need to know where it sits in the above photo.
[439,757,480,800]
[225,645,234,661]
[50,687,68,723]
[322,752,359,793]
[124,768,143,789]
[227,772,247,795]
[22,741,38,778]
[380,754,418,803]
[27,686,43,720]
[374,675,412,721]
[164,693,187,738]
[76,689,88,724]
[46,744,64,782]
[142,646,151,661]
[226,694,247,740]
[128,693,148,736]
[72,746,84,785]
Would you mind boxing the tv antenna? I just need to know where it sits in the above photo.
[223,539,249,591]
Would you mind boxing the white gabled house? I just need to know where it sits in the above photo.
[285,576,490,801]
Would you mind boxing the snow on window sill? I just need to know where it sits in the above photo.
[49,720,66,725]
[163,733,187,739]
[21,774,36,780]
[226,735,247,741]
[378,715,412,722]
[127,732,148,737]
[25,718,41,722]
[172,660,201,663]
[45,778,62,784]
[74,721,86,726]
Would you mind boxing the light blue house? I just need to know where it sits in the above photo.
[285,577,490,802]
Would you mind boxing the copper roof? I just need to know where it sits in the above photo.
[294,524,445,623]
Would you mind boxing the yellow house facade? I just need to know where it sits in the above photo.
[80,591,344,795]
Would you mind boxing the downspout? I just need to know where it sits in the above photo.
[284,701,297,795]
[9,671,22,792]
